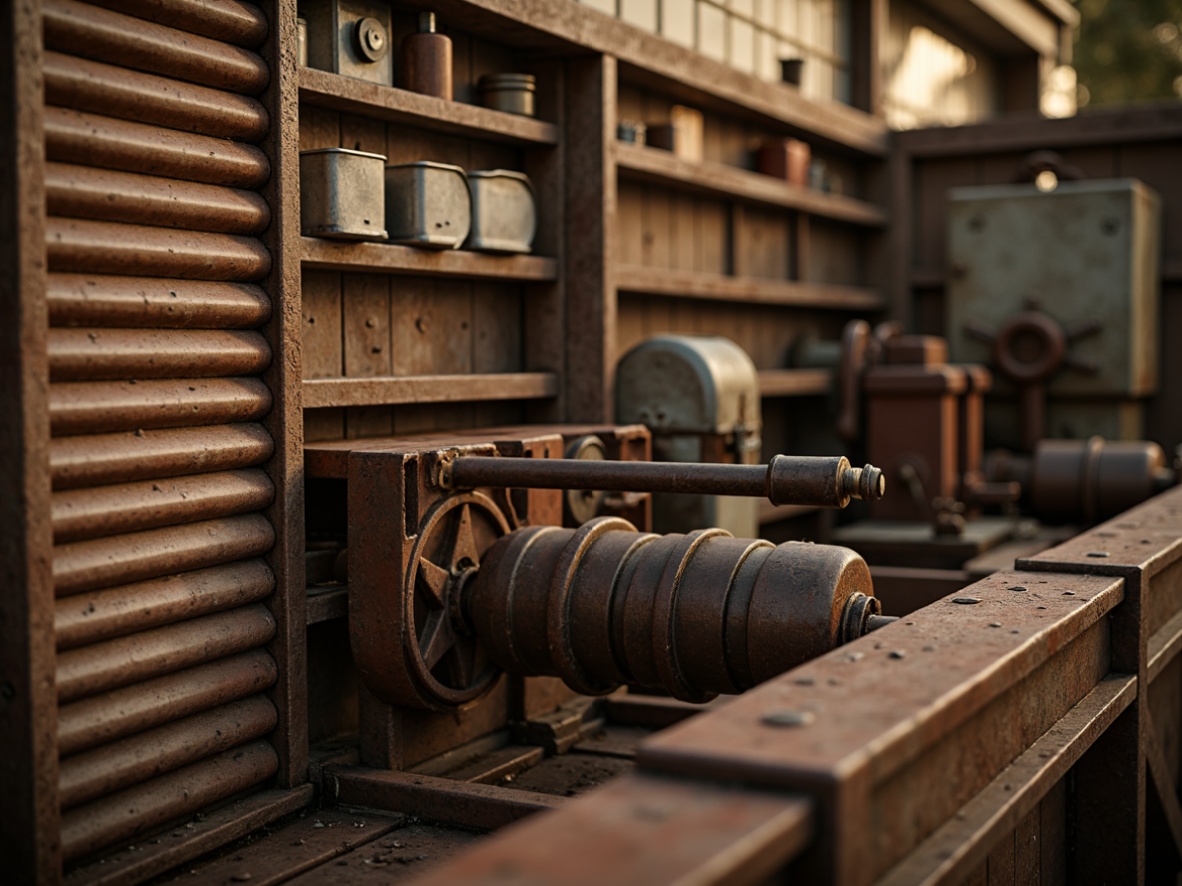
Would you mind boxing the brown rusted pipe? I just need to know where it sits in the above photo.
[466,518,879,703]
[53,513,275,596]
[44,51,268,141]
[447,454,885,509]
[56,603,276,702]
[46,163,271,235]
[45,108,271,189]
[52,468,275,543]
[59,695,277,809]
[47,274,271,329]
[86,0,268,48]
[61,740,278,862]
[49,377,271,435]
[44,0,269,95]
[57,650,277,755]
[51,423,273,489]
[46,218,271,280]
[56,558,274,650]
[49,328,271,380]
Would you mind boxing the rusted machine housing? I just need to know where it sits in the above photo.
[946,179,1161,447]
[342,426,884,720]
[616,335,762,537]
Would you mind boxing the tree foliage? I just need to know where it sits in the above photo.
[1072,0,1182,106]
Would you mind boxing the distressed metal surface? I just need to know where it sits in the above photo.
[50,424,274,489]
[328,767,565,831]
[45,108,271,188]
[55,559,275,649]
[448,453,884,509]
[52,469,274,541]
[153,807,402,886]
[43,0,269,95]
[46,162,271,234]
[61,741,279,862]
[57,651,277,756]
[638,570,1123,884]
[46,274,272,328]
[403,773,813,886]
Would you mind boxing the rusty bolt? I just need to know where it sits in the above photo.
[761,710,815,728]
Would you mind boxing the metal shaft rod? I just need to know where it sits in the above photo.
[445,454,885,509]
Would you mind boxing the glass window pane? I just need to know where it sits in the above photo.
[661,0,696,47]
[621,0,659,31]
[698,1,727,60]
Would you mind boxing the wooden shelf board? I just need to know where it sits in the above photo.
[617,265,883,311]
[301,237,557,282]
[411,0,888,155]
[758,369,833,398]
[299,67,559,146]
[303,372,559,409]
[614,142,887,227]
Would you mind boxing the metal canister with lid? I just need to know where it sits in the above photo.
[299,147,388,240]
[478,73,536,117]
[384,161,471,249]
[465,170,536,254]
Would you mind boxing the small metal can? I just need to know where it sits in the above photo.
[465,170,536,254]
[297,17,308,67]
[299,147,388,240]
[384,161,471,249]
[478,73,536,117]
[617,120,646,145]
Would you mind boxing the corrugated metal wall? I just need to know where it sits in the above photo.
[40,0,282,862]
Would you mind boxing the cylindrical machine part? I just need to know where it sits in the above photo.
[1030,437,1173,524]
[400,12,453,99]
[445,454,885,509]
[464,517,880,702]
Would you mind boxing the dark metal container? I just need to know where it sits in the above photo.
[465,170,536,254]
[478,73,536,117]
[400,12,452,100]
[384,161,471,249]
[299,148,388,240]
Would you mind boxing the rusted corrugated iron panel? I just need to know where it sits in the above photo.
[45,108,271,188]
[60,740,278,862]
[44,52,268,140]
[57,651,277,756]
[56,603,276,702]
[47,219,271,279]
[55,559,274,650]
[50,424,274,489]
[46,163,271,234]
[59,695,277,809]
[47,274,271,329]
[50,378,271,435]
[53,514,275,596]
[43,0,269,95]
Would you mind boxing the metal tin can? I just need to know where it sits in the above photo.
[299,147,388,240]
[478,73,536,117]
[384,161,471,249]
[465,170,536,254]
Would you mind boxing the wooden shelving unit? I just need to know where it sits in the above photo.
[301,237,558,282]
[614,142,887,227]
[299,67,559,146]
[616,265,883,311]
[303,372,559,409]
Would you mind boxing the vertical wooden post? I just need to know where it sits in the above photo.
[260,0,309,789]
[850,0,885,116]
[564,54,617,422]
[0,0,60,880]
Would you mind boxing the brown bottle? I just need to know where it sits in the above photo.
[401,12,452,100]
